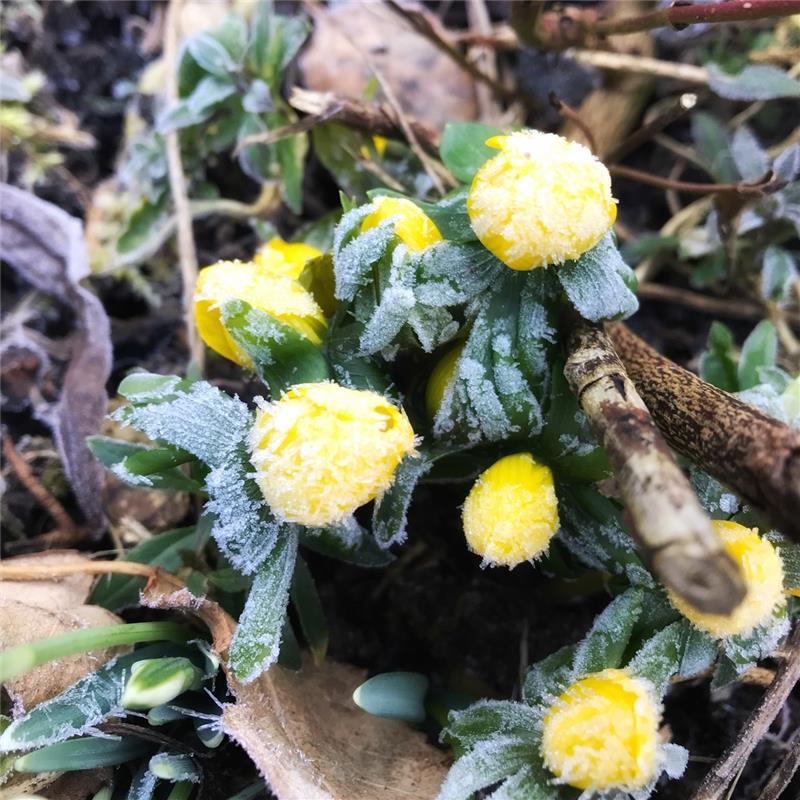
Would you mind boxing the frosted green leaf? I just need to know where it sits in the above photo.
[708,63,800,101]
[373,452,432,548]
[522,645,576,709]
[333,206,394,301]
[229,528,299,683]
[485,765,554,800]
[731,125,768,181]
[556,233,639,322]
[761,245,797,304]
[443,701,540,753]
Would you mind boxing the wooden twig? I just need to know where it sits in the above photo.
[692,625,800,800]
[757,727,800,800]
[0,560,159,580]
[163,0,203,370]
[2,433,84,543]
[637,282,778,321]
[567,49,709,84]
[549,92,597,154]
[564,320,746,614]
[608,324,800,541]
[608,164,775,197]
[288,87,441,155]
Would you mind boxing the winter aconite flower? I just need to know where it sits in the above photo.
[462,453,559,567]
[425,343,463,419]
[669,520,785,638]
[253,238,322,279]
[467,130,617,270]
[194,260,326,366]
[361,196,443,252]
[542,669,661,792]
[250,382,416,527]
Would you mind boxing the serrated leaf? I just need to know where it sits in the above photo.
[290,556,328,664]
[372,452,432,548]
[556,233,639,322]
[762,245,797,304]
[573,589,643,675]
[229,528,299,682]
[522,645,576,708]
[738,320,778,390]
[187,32,237,77]
[436,736,539,800]
[443,701,539,754]
[439,122,502,183]
[708,63,800,101]
[220,299,329,396]
[90,527,198,610]
[691,112,738,183]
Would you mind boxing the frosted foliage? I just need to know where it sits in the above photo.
[573,589,642,676]
[486,767,552,800]
[373,453,431,547]
[556,233,639,322]
[523,645,575,709]
[408,306,459,353]
[413,243,504,307]
[738,384,790,423]
[128,766,158,800]
[723,607,790,670]
[680,627,717,678]
[205,447,281,574]
[436,736,537,800]
[333,207,394,301]
[661,744,689,780]
[628,622,688,692]
[445,701,540,751]
[691,467,741,517]
[111,461,154,487]
[229,527,298,683]
[358,284,416,354]
[517,280,556,385]
[115,381,251,469]
[0,656,127,750]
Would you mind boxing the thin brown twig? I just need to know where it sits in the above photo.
[2,433,84,543]
[233,107,344,155]
[163,0,203,370]
[692,625,800,800]
[0,560,159,581]
[637,282,766,320]
[608,163,774,197]
[564,319,746,614]
[757,727,800,800]
[549,92,597,154]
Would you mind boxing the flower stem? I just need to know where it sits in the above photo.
[0,621,191,684]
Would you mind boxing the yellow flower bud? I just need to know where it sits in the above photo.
[250,382,416,526]
[360,135,389,160]
[668,521,785,638]
[194,260,326,366]
[425,343,463,419]
[467,130,617,270]
[253,238,323,280]
[462,453,559,567]
[361,196,443,253]
[542,669,661,792]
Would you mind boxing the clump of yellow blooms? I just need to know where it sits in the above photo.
[462,453,559,567]
[250,382,416,527]
[361,196,443,252]
[668,520,785,638]
[467,130,617,270]
[425,343,463,419]
[253,237,322,280]
[193,260,326,366]
[542,669,661,792]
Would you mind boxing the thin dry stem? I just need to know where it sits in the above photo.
[0,560,159,580]
[564,320,746,614]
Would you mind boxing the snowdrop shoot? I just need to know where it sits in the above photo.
[194,260,326,365]
[541,668,661,793]
[462,452,559,567]
[361,195,443,252]
[467,130,617,270]
[250,382,416,527]
[668,520,785,638]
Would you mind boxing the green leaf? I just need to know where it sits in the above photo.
[300,522,395,567]
[14,736,153,773]
[699,321,739,392]
[229,528,299,682]
[157,100,211,134]
[619,234,679,264]
[237,113,272,183]
[708,63,800,101]
[556,233,639,322]
[731,125,769,181]
[187,75,237,119]
[738,320,778,390]
[274,126,306,213]
[691,112,738,183]
[118,197,169,254]
[573,589,643,675]
[187,32,237,78]
[485,765,554,800]
[443,701,539,753]
[249,1,310,91]
[149,753,201,783]
[522,645,576,708]
[90,527,198,610]
[762,245,797,304]
[439,122,502,183]
[372,453,431,548]
[290,556,328,664]
[242,79,273,113]
[353,672,428,724]
[220,298,329,396]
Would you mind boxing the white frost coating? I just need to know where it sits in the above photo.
[723,607,790,671]
[358,284,416,355]
[557,434,596,458]
[205,457,281,575]
[407,306,459,353]
[228,528,298,683]
[110,461,155,488]
[333,207,395,301]
[114,381,251,469]
[444,700,540,751]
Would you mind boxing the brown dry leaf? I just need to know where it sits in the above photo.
[0,768,110,800]
[141,575,450,800]
[0,552,122,711]
[300,1,476,129]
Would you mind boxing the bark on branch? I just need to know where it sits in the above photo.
[608,323,800,541]
[565,320,745,614]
